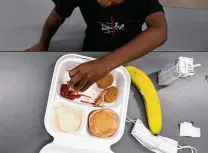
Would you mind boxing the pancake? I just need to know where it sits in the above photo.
[52,104,82,133]
[103,86,118,103]
[88,109,119,138]
[97,74,114,89]
[94,86,118,107]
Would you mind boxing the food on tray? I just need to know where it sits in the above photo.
[103,86,118,103]
[94,86,118,107]
[126,66,162,135]
[88,109,119,138]
[60,84,91,100]
[52,104,82,133]
[94,96,103,107]
[61,70,117,107]
[97,74,114,89]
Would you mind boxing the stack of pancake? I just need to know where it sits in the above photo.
[95,74,119,107]
[88,109,119,138]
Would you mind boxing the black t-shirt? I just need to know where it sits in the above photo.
[52,0,164,51]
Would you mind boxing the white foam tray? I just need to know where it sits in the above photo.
[40,54,131,153]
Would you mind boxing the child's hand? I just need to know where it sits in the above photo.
[68,58,111,91]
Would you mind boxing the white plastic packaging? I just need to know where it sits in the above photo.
[158,56,201,86]
[40,54,131,153]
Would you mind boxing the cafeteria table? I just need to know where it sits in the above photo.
[0,52,207,153]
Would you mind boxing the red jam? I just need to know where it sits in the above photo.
[60,84,91,100]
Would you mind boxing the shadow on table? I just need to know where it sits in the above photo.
[148,71,168,91]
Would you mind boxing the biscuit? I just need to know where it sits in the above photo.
[103,86,118,103]
[97,74,114,89]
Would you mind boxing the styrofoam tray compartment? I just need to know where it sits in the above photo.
[58,63,127,108]
[40,54,131,153]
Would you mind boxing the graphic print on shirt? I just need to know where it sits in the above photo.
[97,17,137,37]
[97,22,124,35]
[97,16,127,37]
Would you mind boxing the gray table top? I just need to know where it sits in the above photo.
[0,52,207,153]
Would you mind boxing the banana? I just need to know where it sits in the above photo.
[126,66,162,134]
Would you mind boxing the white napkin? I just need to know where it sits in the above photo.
[180,122,201,137]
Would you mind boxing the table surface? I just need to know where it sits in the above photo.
[0,52,207,153]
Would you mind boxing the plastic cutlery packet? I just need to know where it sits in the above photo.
[40,54,131,153]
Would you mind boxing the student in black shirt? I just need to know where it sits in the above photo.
[28,0,167,91]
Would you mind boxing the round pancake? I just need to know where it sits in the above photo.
[88,109,119,138]
[97,74,114,89]
[103,86,118,103]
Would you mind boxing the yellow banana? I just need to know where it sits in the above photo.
[126,66,162,134]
